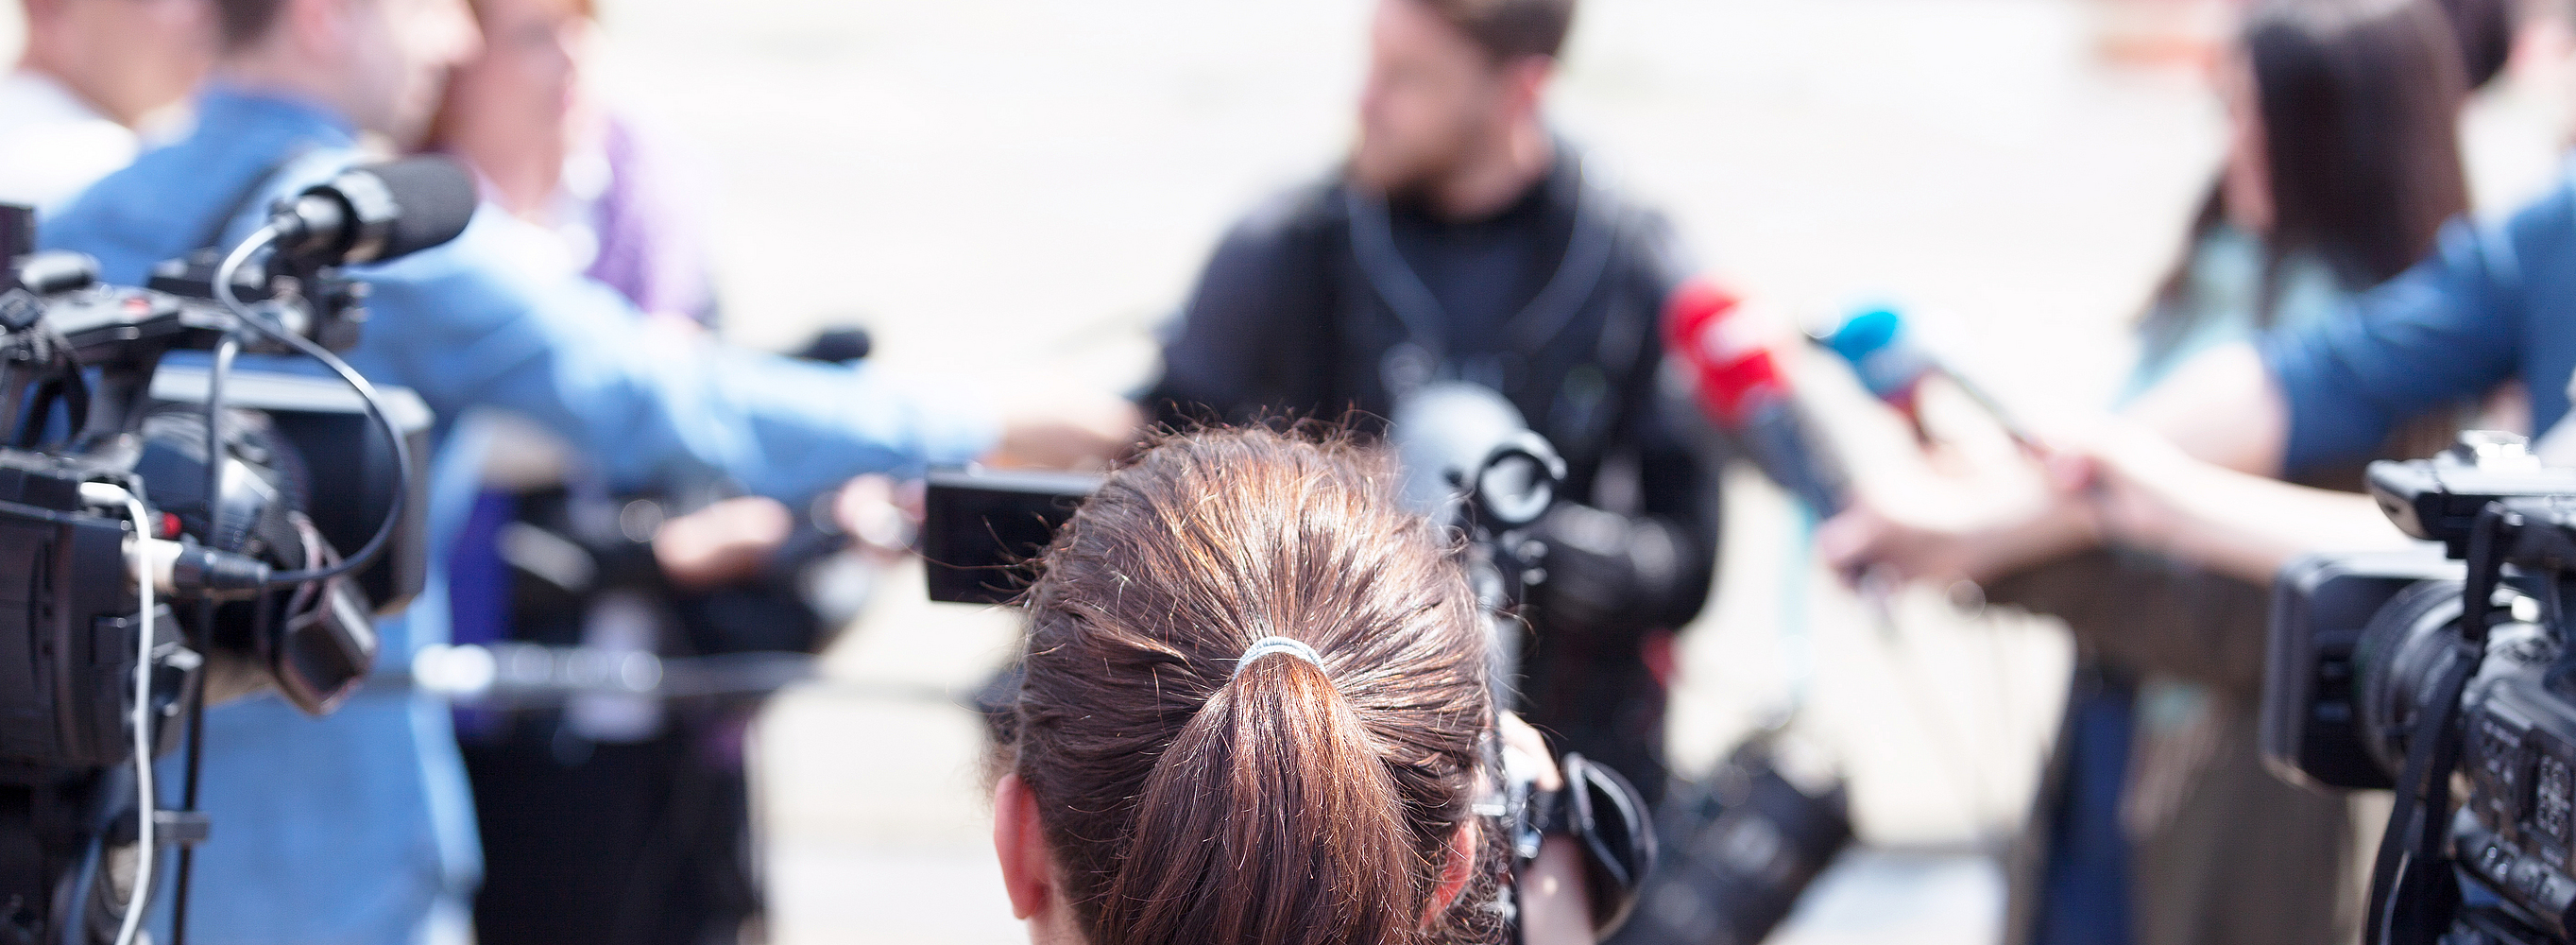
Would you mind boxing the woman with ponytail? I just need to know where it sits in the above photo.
[989,425,1599,945]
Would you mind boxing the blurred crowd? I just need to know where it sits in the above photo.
[7,0,2576,943]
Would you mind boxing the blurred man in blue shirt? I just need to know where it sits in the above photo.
[42,0,1131,942]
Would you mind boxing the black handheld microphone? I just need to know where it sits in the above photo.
[266,156,478,267]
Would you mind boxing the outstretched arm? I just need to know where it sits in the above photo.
[1824,192,2550,588]
[353,215,1130,504]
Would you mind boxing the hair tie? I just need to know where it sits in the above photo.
[1234,636,1324,677]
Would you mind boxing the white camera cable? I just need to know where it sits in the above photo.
[83,482,158,945]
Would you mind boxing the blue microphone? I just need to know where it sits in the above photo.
[1821,303,2037,451]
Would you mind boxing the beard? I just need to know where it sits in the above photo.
[1350,143,1454,204]
[1349,112,1490,204]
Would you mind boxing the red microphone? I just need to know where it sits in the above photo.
[1666,278,1850,516]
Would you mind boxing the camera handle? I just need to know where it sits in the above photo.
[2367,503,2512,945]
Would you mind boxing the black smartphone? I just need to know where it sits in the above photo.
[920,466,1102,604]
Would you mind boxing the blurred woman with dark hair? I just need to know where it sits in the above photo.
[431,0,717,326]
[991,426,1606,945]
[1823,2,2479,944]
[2138,0,2470,381]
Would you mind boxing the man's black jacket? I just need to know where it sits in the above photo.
[1143,152,1722,639]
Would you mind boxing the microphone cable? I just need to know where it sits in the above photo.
[208,226,414,588]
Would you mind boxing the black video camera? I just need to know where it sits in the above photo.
[0,156,468,945]
[2264,432,2576,945]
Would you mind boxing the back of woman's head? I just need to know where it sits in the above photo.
[2248,0,2471,287]
[1006,426,1497,945]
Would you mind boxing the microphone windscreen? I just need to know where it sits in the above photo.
[1824,305,1933,404]
[1663,278,1740,352]
[1663,277,1853,513]
[362,157,477,262]
[1663,276,1784,428]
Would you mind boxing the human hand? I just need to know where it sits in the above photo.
[1498,712,1563,793]
[658,474,936,591]
[1494,713,1595,945]
[1520,838,1597,945]
[829,473,921,560]
[986,388,1143,472]
[1817,429,2108,588]
[2033,421,2211,558]
[1816,503,1990,587]
[653,495,794,591]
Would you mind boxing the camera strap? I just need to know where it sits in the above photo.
[1343,151,1620,402]
[2366,504,2509,945]
[2367,644,2473,945]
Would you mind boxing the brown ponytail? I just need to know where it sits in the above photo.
[1006,426,1502,945]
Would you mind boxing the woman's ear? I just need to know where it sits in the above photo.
[1423,819,1479,927]
[994,772,1054,921]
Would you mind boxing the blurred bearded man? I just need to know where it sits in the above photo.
[1143,0,1723,807]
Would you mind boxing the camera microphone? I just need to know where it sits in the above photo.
[1820,304,2039,451]
[1666,278,1851,517]
[265,156,477,268]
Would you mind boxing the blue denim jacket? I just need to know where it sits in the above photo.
[43,87,998,945]
[2260,165,2576,474]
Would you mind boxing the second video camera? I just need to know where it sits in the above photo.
[2266,433,2576,945]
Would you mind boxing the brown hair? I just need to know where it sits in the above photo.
[1408,0,1578,60]
[2433,0,2513,89]
[1003,426,1501,945]
[2145,0,2470,347]
[2250,0,2470,290]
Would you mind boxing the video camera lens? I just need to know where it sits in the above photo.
[2351,578,2473,780]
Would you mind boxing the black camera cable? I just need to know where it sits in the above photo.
[167,666,207,945]
[150,224,415,942]
[168,329,237,945]
[207,227,412,587]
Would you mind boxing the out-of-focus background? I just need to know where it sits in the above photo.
[11,0,2571,941]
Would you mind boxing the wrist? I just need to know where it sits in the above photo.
[2085,436,2193,558]
[1944,487,2107,585]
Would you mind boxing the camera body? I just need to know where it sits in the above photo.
[0,244,432,776]
[2262,549,2465,791]
[0,197,435,945]
[2263,434,2576,945]
[0,451,181,776]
